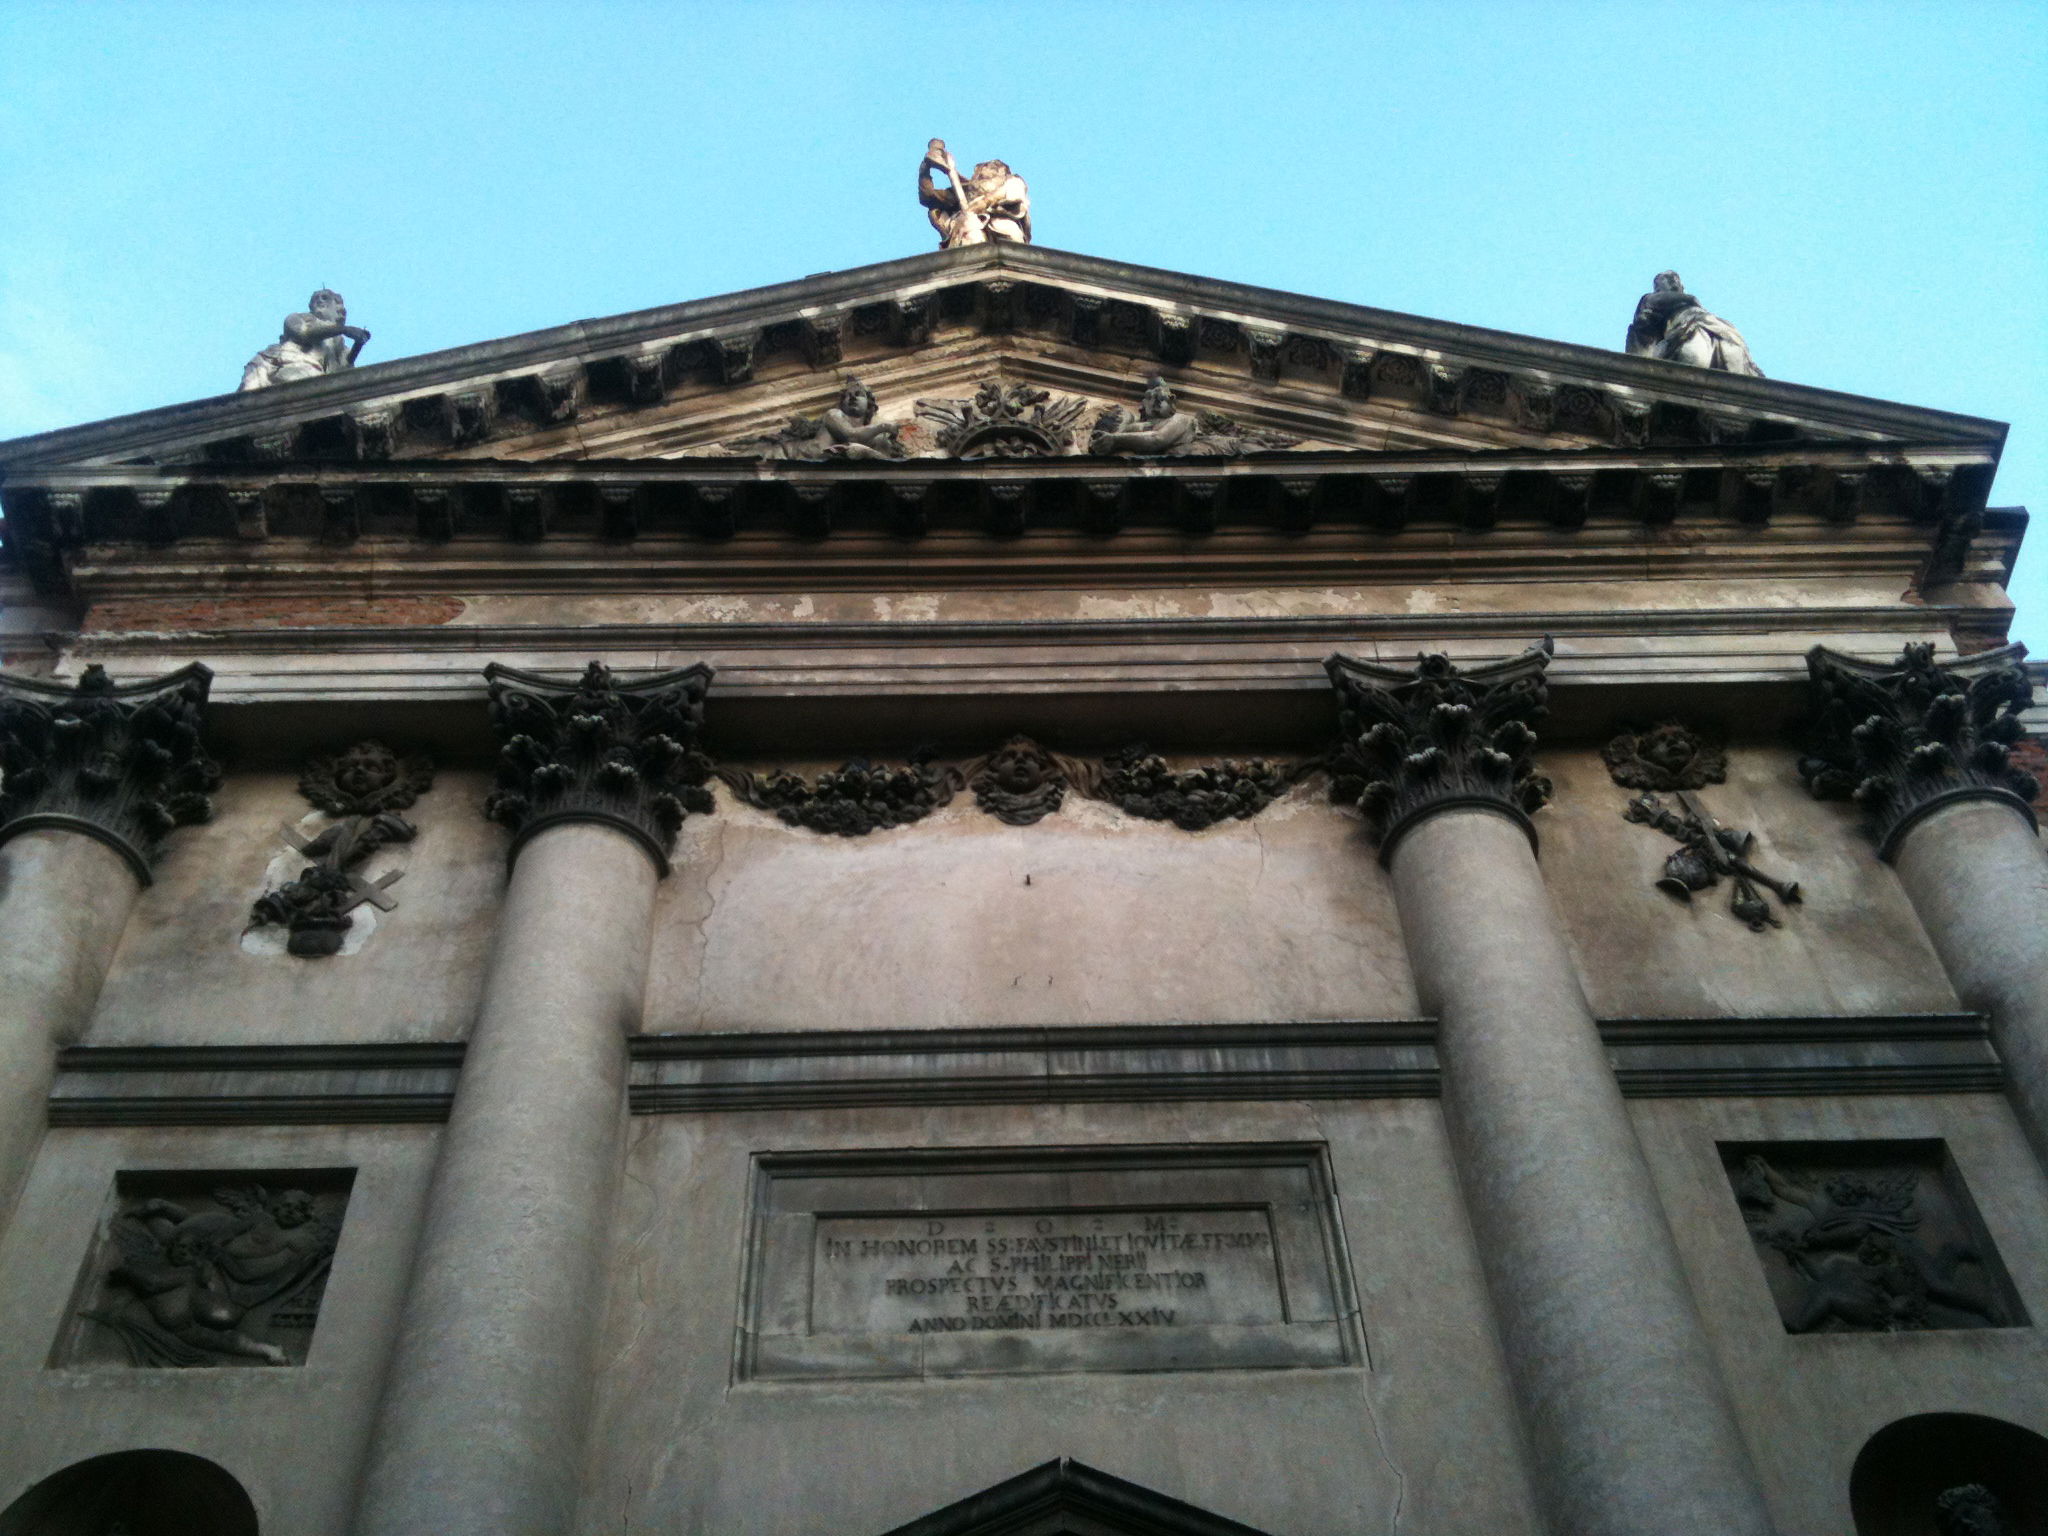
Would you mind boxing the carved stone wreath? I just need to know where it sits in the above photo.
[916,381,1091,459]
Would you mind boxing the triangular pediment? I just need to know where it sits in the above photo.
[0,243,2004,476]
[875,1458,1276,1536]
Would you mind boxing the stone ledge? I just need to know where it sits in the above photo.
[46,1014,2000,1124]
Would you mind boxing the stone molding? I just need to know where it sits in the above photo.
[1323,640,1554,861]
[879,1457,1277,1536]
[482,658,715,877]
[47,1014,1999,1124]
[0,662,221,885]
[1799,641,2038,859]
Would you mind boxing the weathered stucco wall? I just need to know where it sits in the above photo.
[578,1097,1540,1536]
[84,770,504,1046]
[1633,1092,2048,1536]
[0,1122,437,1536]
[1542,744,1962,1019]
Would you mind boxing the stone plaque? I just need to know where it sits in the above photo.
[740,1145,1358,1380]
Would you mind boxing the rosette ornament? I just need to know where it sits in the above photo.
[1799,642,2037,859]
[1323,640,1555,860]
[0,663,222,884]
[482,659,716,875]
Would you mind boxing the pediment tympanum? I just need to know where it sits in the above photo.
[875,1458,1276,1536]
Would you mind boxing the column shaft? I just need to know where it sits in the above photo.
[1891,800,2048,1163]
[0,830,142,1226]
[352,824,659,1536]
[1393,809,1776,1536]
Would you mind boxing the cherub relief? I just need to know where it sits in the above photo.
[83,1185,341,1367]
[1088,377,1300,457]
[739,378,908,461]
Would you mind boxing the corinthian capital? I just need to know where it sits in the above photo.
[482,660,716,876]
[1799,642,2038,858]
[1323,641,1554,860]
[0,663,222,885]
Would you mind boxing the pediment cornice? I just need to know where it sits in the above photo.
[0,244,2005,478]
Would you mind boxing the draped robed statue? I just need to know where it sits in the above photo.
[1625,271,1763,377]
[918,139,1031,249]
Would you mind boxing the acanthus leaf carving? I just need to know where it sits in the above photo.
[0,662,222,884]
[1322,642,1553,859]
[482,659,716,876]
[1799,642,2037,858]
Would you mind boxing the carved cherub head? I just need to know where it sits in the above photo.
[269,1189,316,1229]
[309,289,346,322]
[986,737,1056,794]
[838,378,879,424]
[1140,377,1177,421]
[1935,1484,2007,1536]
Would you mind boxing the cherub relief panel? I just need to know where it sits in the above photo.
[57,1171,354,1368]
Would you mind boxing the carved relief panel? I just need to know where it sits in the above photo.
[52,1169,354,1368]
[1720,1141,2023,1334]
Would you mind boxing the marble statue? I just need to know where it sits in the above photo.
[1625,272,1762,376]
[919,139,1030,249]
[239,289,371,391]
[1088,378,1300,456]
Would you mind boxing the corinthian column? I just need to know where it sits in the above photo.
[352,660,715,1536]
[0,663,219,1230]
[1802,642,2048,1163]
[1325,644,1775,1536]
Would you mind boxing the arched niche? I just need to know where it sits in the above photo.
[1851,1414,2048,1535]
[0,1450,257,1536]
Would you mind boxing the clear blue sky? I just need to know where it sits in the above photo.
[3,1,2043,647]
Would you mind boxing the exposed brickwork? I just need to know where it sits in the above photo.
[2009,737,2048,816]
[82,596,465,633]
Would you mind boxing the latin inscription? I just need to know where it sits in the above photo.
[813,1208,1282,1336]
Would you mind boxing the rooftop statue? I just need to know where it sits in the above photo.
[1625,271,1763,377]
[238,289,371,391]
[1088,377,1300,457]
[919,139,1030,249]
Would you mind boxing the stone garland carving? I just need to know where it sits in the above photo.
[239,288,371,391]
[483,659,716,876]
[1623,791,1801,931]
[0,662,222,884]
[1728,1152,2008,1333]
[248,741,435,957]
[1624,271,1763,377]
[1088,377,1301,457]
[78,1182,347,1367]
[1937,1485,2009,1536]
[1094,746,1308,831]
[1798,641,2037,858]
[716,753,963,836]
[919,138,1030,248]
[1322,642,1554,858]
[717,741,1318,835]
[916,382,1091,459]
[723,377,908,461]
[1601,722,1728,791]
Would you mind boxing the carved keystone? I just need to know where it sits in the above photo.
[1799,642,2037,859]
[0,663,222,885]
[482,659,716,877]
[1323,641,1554,862]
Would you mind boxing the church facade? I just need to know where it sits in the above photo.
[0,234,2045,1536]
